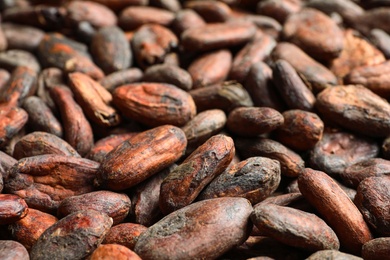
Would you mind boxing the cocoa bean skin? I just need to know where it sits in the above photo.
[0,240,29,260]
[96,125,187,190]
[103,223,148,250]
[362,237,390,260]
[90,244,142,260]
[298,168,373,255]
[30,210,113,260]
[0,194,28,225]
[135,197,253,260]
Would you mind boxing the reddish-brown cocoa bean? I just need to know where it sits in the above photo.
[103,223,148,250]
[309,130,379,177]
[283,8,344,61]
[90,244,142,260]
[0,240,29,260]
[50,86,94,156]
[188,49,232,89]
[227,107,284,137]
[13,131,80,159]
[316,85,390,138]
[113,82,196,127]
[362,237,390,260]
[185,0,231,23]
[341,158,390,188]
[235,137,305,178]
[5,154,100,214]
[87,133,138,163]
[135,197,253,260]
[181,22,256,52]
[171,9,206,36]
[96,125,187,190]
[65,0,117,28]
[58,190,131,225]
[30,210,113,260]
[298,168,373,255]
[354,176,390,236]
[90,26,131,74]
[274,109,324,151]
[68,72,121,127]
[0,151,17,181]
[99,68,143,92]
[251,203,339,252]
[131,24,178,69]
[22,96,63,137]
[159,134,235,214]
[199,157,281,205]
[9,208,58,251]
[119,6,175,30]
[257,0,302,24]
[76,0,148,12]
[131,165,175,226]
[0,194,28,225]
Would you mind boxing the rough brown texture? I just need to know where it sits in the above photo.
[0,194,28,225]
[113,82,196,127]
[362,237,390,260]
[103,223,148,250]
[298,168,373,255]
[96,125,187,190]
[0,240,29,260]
[159,134,235,214]
[143,64,193,91]
[119,6,174,30]
[251,204,339,252]
[135,197,253,260]
[30,210,113,260]
[90,244,142,260]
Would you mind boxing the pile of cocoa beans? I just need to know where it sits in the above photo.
[0,0,390,259]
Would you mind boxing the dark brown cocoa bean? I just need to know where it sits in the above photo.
[199,157,281,204]
[185,0,231,23]
[22,96,63,137]
[316,85,390,138]
[309,130,379,177]
[113,82,196,127]
[0,50,41,72]
[188,49,232,89]
[90,244,142,260]
[0,240,29,260]
[87,133,138,163]
[78,0,148,12]
[96,125,187,190]
[36,67,66,113]
[307,250,363,260]
[0,69,10,92]
[370,28,390,58]
[341,158,390,188]
[143,64,192,91]
[298,168,373,255]
[190,81,253,113]
[171,9,206,36]
[362,237,390,260]
[0,151,17,181]
[119,6,175,30]
[5,154,100,213]
[181,22,256,52]
[383,136,390,160]
[227,107,284,137]
[131,165,175,226]
[30,210,113,260]
[99,68,143,92]
[50,86,94,156]
[150,0,181,12]
[354,176,390,236]
[251,203,339,252]
[257,0,302,24]
[274,109,324,151]
[229,35,276,83]
[13,131,80,159]
[272,42,337,93]
[58,190,131,225]
[0,104,28,149]
[0,194,28,225]
[351,7,390,36]
[9,208,58,251]
[236,137,305,177]
[2,22,44,51]
[273,59,316,111]
[103,223,148,250]
[131,24,178,69]
[283,8,344,61]
[159,134,235,214]
[68,72,121,127]
[135,197,252,260]
[91,26,131,74]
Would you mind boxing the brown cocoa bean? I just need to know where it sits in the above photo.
[307,250,363,260]
[185,0,231,23]
[143,64,193,91]
[159,134,235,214]
[0,240,29,260]
[370,28,390,58]
[0,194,28,225]
[298,168,373,255]
[99,68,143,92]
[103,223,147,250]
[171,9,206,36]
[362,237,390,260]
[96,125,187,190]
[2,22,44,51]
[90,244,142,260]
[0,50,41,72]
[119,6,175,30]
[30,210,113,260]
[135,197,253,260]
[257,0,302,24]
[0,101,28,148]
